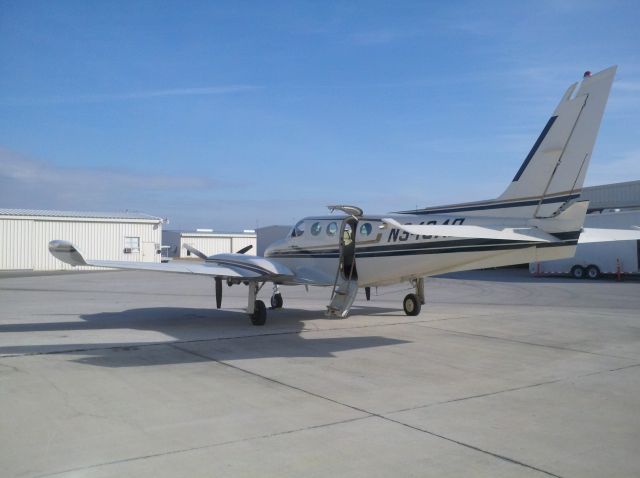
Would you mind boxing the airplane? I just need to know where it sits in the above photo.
[50,65,640,326]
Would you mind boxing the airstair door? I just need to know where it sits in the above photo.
[327,217,359,318]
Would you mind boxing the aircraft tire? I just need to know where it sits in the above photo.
[250,300,267,326]
[570,265,585,279]
[270,293,283,309]
[403,293,421,316]
[586,265,601,279]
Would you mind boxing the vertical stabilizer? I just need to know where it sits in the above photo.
[499,66,616,217]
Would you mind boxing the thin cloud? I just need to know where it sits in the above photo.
[1,85,262,105]
[0,147,239,217]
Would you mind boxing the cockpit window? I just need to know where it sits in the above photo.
[359,223,372,236]
[327,222,338,236]
[292,220,305,237]
[311,222,322,236]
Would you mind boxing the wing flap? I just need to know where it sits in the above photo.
[382,218,559,242]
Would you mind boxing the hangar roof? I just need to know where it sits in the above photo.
[0,208,163,221]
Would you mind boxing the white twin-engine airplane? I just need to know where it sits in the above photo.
[50,66,639,325]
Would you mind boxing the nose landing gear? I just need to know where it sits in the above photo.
[270,284,283,309]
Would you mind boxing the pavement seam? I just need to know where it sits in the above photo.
[169,343,564,478]
[379,415,563,478]
[32,415,371,478]
[415,323,638,361]
[385,362,640,415]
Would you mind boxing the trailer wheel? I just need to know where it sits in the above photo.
[586,265,601,280]
[570,265,585,279]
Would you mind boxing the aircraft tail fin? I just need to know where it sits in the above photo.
[498,66,616,217]
[396,67,616,219]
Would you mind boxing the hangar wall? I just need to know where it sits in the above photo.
[581,180,640,211]
[0,209,163,271]
[163,230,257,258]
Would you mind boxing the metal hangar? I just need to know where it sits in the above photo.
[0,209,164,271]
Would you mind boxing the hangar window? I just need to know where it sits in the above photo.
[327,222,338,236]
[311,222,322,236]
[359,223,372,237]
[292,220,305,237]
[124,236,140,253]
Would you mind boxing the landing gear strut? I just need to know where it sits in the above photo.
[247,282,267,326]
[403,278,425,316]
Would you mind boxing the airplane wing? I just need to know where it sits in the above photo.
[48,240,298,281]
[382,218,560,242]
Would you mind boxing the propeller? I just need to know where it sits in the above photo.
[236,244,253,254]
[183,244,208,259]
[215,277,222,309]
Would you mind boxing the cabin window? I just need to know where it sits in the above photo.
[292,220,305,237]
[327,222,338,236]
[311,222,322,236]
[359,223,372,237]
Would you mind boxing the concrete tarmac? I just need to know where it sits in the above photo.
[1,268,639,477]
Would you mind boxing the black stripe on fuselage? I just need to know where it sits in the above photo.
[266,232,580,259]
[396,193,580,216]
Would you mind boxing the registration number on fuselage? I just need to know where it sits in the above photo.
[387,218,466,242]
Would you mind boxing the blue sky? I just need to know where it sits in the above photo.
[1,0,639,230]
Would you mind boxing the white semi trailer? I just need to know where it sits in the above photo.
[530,210,640,279]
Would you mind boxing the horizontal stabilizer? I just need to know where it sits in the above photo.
[578,227,640,243]
[382,218,559,242]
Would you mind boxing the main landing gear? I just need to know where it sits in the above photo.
[245,283,284,326]
[250,300,267,326]
[403,278,425,316]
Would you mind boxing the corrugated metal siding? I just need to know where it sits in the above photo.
[34,220,162,270]
[0,219,33,269]
[581,180,640,209]
[180,236,232,257]
[230,236,257,255]
[0,216,162,270]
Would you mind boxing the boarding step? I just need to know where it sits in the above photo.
[326,279,358,318]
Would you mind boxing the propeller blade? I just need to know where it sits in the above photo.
[236,245,253,254]
[215,277,222,309]
[183,243,208,260]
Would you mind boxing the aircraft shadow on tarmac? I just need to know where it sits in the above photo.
[0,306,410,367]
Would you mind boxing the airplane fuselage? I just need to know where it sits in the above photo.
[264,214,579,287]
